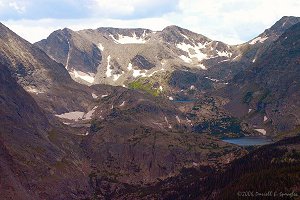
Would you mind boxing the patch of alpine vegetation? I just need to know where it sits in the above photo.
[128,78,162,97]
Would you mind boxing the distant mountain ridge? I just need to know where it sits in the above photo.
[222,21,300,136]
[34,16,300,99]
[35,25,234,88]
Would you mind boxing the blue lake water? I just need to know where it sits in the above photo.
[222,137,274,146]
[174,100,195,103]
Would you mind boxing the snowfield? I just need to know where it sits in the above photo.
[110,32,147,44]
[71,69,95,84]
[249,36,268,45]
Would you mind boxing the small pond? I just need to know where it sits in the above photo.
[173,100,195,103]
[222,136,274,146]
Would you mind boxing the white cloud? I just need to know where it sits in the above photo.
[89,0,136,16]
[0,0,28,13]
[88,0,178,18]
[9,1,26,13]
[175,0,300,43]
[3,20,55,43]
[3,17,172,43]
[1,0,300,44]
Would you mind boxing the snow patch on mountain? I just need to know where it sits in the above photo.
[255,129,267,135]
[71,69,95,83]
[179,55,192,63]
[113,74,122,81]
[83,106,98,120]
[164,116,172,129]
[56,111,85,121]
[98,43,104,51]
[133,69,147,78]
[181,33,189,40]
[232,55,240,61]
[196,42,208,49]
[218,59,230,63]
[176,115,181,123]
[217,50,232,57]
[56,106,98,121]
[92,93,98,99]
[106,55,112,77]
[24,86,44,94]
[127,63,133,71]
[197,64,207,70]
[148,68,165,77]
[249,36,268,45]
[65,40,71,69]
[176,42,208,62]
[205,77,220,82]
[110,33,147,44]
[148,70,158,77]
[120,101,125,107]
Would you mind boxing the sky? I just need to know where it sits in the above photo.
[0,0,299,44]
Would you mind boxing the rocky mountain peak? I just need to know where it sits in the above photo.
[36,27,102,85]
[96,27,152,44]
[161,25,210,44]
[273,16,300,29]
[264,16,300,37]
[248,16,300,45]
[162,25,186,32]
[97,27,152,34]
[0,22,10,37]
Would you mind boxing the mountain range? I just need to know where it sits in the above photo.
[0,16,300,199]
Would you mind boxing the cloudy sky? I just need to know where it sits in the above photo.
[1,0,299,44]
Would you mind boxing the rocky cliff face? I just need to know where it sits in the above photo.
[0,63,92,199]
[0,24,68,88]
[36,28,102,85]
[222,22,300,136]
[0,22,94,115]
